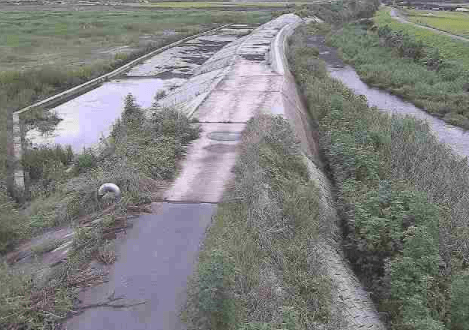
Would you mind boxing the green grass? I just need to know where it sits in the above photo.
[144,2,298,8]
[0,9,271,72]
[183,115,342,330]
[405,9,469,38]
[375,7,469,69]
[289,23,469,330]
[329,18,469,128]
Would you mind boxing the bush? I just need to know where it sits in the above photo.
[75,149,97,173]
[197,250,236,328]
[0,190,24,254]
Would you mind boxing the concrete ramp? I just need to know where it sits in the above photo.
[163,14,322,203]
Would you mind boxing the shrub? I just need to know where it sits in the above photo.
[75,149,97,173]
[197,250,236,328]
[0,190,24,254]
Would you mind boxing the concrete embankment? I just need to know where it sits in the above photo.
[63,14,384,330]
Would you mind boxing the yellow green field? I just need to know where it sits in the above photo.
[404,9,469,38]
[141,1,321,8]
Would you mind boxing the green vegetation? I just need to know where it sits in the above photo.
[1,94,199,253]
[0,95,199,329]
[289,23,469,330]
[183,115,342,330]
[405,9,469,38]
[145,2,297,8]
[329,12,469,128]
[375,8,469,69]
[0,9,271,72]
[274,0,380,23]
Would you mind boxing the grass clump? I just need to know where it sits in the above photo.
[289,24,469,330]
[8,93,199,249]
[328,11,469,129]
[183,115,341,330]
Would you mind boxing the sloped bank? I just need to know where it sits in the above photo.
[182,14,384,330]
[289,23,469,330]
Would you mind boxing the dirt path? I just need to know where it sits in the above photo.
[390,8,469,42]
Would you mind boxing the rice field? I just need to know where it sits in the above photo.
[404,9,469,38]
[375,7,469,69]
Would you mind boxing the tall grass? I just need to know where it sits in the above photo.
[183,115,342,330]
[289,24,469,330]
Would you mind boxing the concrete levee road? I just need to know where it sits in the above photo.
[65,14,384,330]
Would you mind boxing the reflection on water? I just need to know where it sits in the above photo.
[27,78,185,152]
[329,66,469,159]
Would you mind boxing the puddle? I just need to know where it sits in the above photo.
[307,35,469,159]
[27,78,184,152]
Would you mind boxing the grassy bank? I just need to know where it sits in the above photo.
[290,23,469,330]
[328,8,469,128]
[183,115,343,330]
[0,9,270,72]
[0,96,199,329]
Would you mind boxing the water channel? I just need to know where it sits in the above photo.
[307,34,469,159]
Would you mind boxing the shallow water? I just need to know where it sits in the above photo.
[27,78,184,152]
[328,66,469,159]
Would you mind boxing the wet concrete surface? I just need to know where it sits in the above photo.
[26,78,184,152]
[164,123,244,203]
[126,26,253,78]
[308,34,469,159]
[65,202,216,330]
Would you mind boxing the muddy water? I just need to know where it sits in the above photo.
[27,78,184,152]
[26,25,254,152]
[307,35,469,159]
